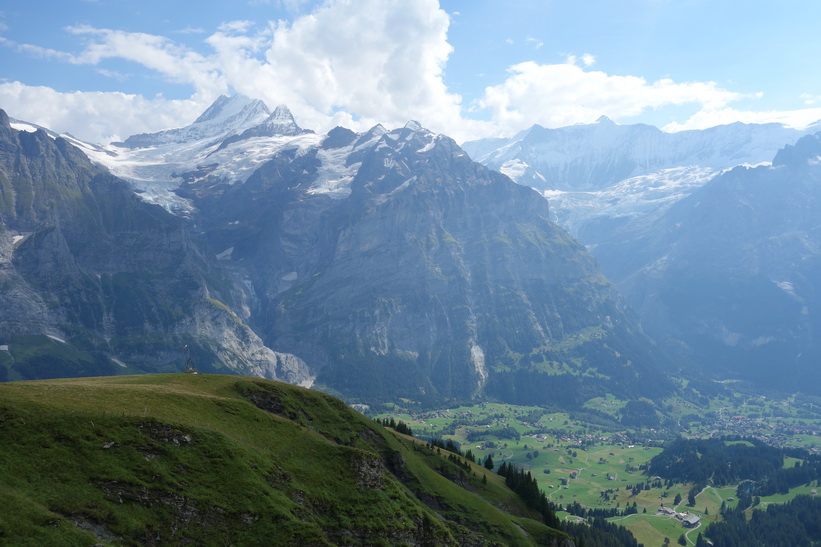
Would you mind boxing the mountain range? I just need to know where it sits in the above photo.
[462,117,817,243]
[7,92,821,400]
[465,117,821,394]
[1,96,672,407]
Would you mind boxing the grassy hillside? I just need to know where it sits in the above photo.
[0,374,571,546]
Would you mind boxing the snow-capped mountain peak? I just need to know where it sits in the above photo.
[270,104,295,121]
[226,104,312,141]
[120,94,271,149]
[74,95,320,213]
[193,94,269,125]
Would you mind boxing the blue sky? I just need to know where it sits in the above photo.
[2,0,821,143]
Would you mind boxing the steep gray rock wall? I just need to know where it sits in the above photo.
[0,109,308,383]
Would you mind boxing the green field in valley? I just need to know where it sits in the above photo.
[375,389,821,547]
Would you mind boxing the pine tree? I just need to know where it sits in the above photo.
[484,454,494,470]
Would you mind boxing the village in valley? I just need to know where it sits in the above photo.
[372,387,821,546]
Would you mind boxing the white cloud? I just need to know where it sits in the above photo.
[526,37,543,49]
[0,36,73,61]
[0,81,203,142]
[95,68,130,81]
[0,0,478,142]
[65,25,227,99]
[176,27,206,35]
[216,20,256,34]
[800,93,821,106]
[477,58,746,135]
[252,0,466,137]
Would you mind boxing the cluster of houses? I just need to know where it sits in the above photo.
[657,506,701,528]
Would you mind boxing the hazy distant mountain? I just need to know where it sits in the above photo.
[462,118,815,245]
[598,132,821,393]
[463,117,811,191]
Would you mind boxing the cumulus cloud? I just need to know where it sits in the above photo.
[478,57,746,135]
[0,0,474,142]
[0,81,203,142]
[255,0,465,136]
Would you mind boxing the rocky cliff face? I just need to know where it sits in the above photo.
[193,120,672,404]
[0,109,310,383]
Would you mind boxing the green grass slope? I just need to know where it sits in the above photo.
[0,374,571,546]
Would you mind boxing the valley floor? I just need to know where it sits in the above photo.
[373,386,821,546]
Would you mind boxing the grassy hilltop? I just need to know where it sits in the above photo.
[0,374,571,546]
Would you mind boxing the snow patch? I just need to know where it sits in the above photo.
[10,121,38,133]
[216,247,234,260]
[308,144,358,198]
[542,166,717,237]
[47,334,67,344]
[499,159,530,181]
[416,135,438,153]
